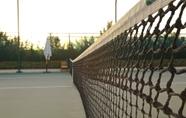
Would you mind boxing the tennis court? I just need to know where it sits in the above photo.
[0,72,86,118]
[124,69,186,118]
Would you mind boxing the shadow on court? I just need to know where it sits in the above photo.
[0,72,86,118]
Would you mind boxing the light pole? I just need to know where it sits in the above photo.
[68,33,70,49]
[115,0,117,23]
[17,0,21,73]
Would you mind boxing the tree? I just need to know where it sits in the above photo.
[74,36,95,53]
[100,21,113,36]
[48,35,61,49]
[107,21,112,30]
[89,36,94,44]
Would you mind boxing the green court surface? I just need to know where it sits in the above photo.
[0,72,86,118]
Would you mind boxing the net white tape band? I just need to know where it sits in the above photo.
[73,0,174,62]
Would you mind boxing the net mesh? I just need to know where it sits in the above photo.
[72,0,186,118]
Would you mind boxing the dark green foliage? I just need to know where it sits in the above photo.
[48,35,61,49]
[100,21,113,36]
[0,31,95,63]
[0,30,186,69]
[1,58,186,69]
[74,36,95,53]
[0,61,61,69]
[146,0,156,6]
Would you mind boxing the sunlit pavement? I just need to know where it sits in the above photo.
[0,71,86,118]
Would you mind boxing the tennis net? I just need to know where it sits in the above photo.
[72,0,186,117]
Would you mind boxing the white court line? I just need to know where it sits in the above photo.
[0,85,72,90]
[1,82,185,90]
[128,82,186,87]
[161,82,186,85]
